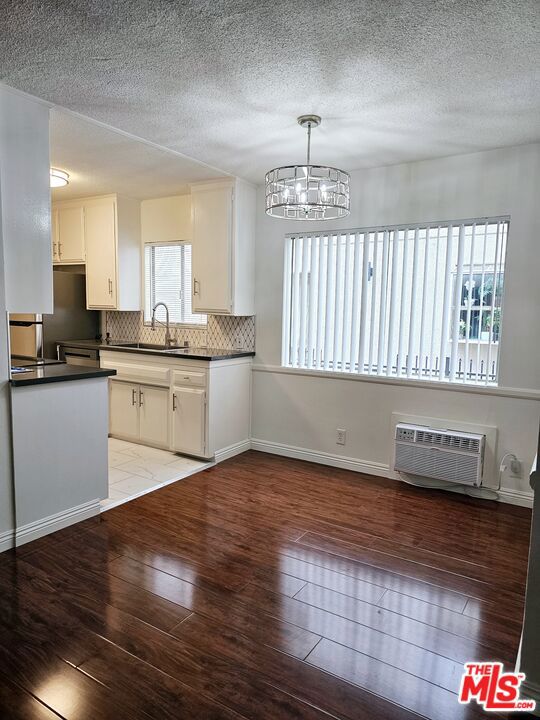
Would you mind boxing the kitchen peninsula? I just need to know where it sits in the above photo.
[10,363,116,546]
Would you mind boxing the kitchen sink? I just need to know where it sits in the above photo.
[111,342,186,351]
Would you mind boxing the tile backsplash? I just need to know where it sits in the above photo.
[104,311,255,351]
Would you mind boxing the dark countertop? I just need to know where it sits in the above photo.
[10,363,117,387]
[58,339,255,361]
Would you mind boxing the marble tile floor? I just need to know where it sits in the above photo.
[102,437,211,511]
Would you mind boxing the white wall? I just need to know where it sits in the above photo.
[252,144,540,501]
[0,85,52,551]
[0,176,14,551]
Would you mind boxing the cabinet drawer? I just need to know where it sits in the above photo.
[102,359,170,386]
[172,369,206,387]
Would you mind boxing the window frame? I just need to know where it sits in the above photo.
[281,216,509,387]
[143,241,207,328]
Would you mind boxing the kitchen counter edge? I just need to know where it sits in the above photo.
[11,365,117,387]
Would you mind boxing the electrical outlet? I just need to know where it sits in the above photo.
[235,335,243,350]
[336,428,346,445]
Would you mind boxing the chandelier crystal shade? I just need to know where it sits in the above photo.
[265,115,350,221]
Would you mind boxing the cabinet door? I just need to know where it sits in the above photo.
[171,387,206,456]
[138,385,169,448]
[109,381,139,441]
[57,206,85,263]
[51,209,59,262]
[86,200,117,308]
[191,186,232,313]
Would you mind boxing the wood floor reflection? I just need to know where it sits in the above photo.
[0,450,530,719]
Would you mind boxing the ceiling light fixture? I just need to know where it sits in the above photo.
[50,168,69,188]
[265,115,350,221]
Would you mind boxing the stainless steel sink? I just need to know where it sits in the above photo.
[111,342,185,351]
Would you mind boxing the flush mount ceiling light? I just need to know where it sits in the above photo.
[50,168,69,188]
[265,115,350,221]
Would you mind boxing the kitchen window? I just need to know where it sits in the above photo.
[282,217,508,385]
[144,243,207,326]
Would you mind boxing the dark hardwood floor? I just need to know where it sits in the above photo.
[0,450,531,719]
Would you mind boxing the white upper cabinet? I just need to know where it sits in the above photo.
[52,203,85,264]
[141,194,191,244]
[85,198,118,308]
[190,179,255,316]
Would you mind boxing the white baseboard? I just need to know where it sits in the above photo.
[214,439,252,464]
[0,529,15,553]
[520,680,540,715]
[251,438,392,478]
[15,499,101,547]
[498,487,534,508]
[250,438,533,507]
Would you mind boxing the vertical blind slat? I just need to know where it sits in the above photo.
[333,233,344,370]
[463,223,476,383]
[485,221,502,385]
[306,236,318,368]
[349,233,362,373]
[315,237,327,369]
[367,232,379,374]
[406,227,421,377]
[397,229,410,377]
[298,236,310,368]
[323,234,335,370]
[429,226,441,378]
[386,229,400,376]
[357,232,370,373]
[341,233,352,370]
[377,230,390,375]
[449,224,466,381]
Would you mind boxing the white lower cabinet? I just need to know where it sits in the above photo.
[109,380,169,448]
[110,381,139,441]
[139,385,169,447]
[102,351,252,461]
[171,386,206,457]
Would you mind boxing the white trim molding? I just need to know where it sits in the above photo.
[498,487,534,508]
[215,439,252,464]
[252,364,540,402]
[15,499,101,547]
[251,438,393,478]
[0,529,15,553]
[250,438,533,507]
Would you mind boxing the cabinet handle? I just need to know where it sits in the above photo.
[139,389,144,407]
[172,393,177,411]
[193,278,200,295]
[52,242,57,260]
[58,242,62,259]
[108,278,113,295]
[131,389,137,406]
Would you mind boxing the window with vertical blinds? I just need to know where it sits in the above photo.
[282,217,509,385]
[144,243,207,326]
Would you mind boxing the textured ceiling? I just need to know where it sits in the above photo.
[2,1,539,183]
[50,108,226,201]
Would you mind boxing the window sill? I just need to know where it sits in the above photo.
[252,364,540,401]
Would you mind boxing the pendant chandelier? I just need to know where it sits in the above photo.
[265,115,350,221]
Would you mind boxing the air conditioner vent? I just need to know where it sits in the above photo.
[394,423,485,487]
[415,430,481,454]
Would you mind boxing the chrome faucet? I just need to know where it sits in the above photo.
[151,302,175,348]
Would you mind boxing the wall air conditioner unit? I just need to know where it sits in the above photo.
[394,423,485,487]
